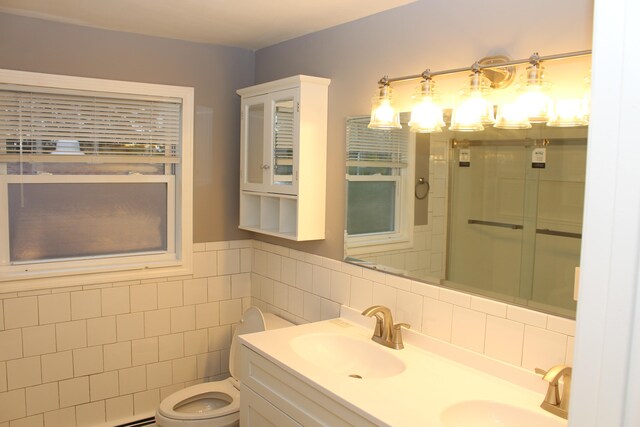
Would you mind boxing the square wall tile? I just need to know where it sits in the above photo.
[218,249,240,276]
[183,279,208,306]
[349,277,373,311]
[147,361,172,390]
[207,326,230,352]
[25,382,58,416]
[44,407,76,427]
[372,283,397,312]
[281,257,296,286]
[451,306,486,353]
[259,277,274,305]
[41,351,73,383]
[159,333,184,361]
[144,309,170,337]
[132,337,158,366]
[106,395,133,423]
[4,297,38,329]
[171,306,196,333]
[193,251,217,278]
[288,288,304,318]
[158,281,183,309]
[59,377,90,408]
[130,283,158,313]
[8,356,41,390]
[522,325,568,371]
[330,271,351,306]
[272,282,288,311]
[303,293,321,322]
[196,352,221,379]
[73,346,103,377]
[172,356,196,383]
[8,414,42,427]
[118,366,146,395]
[295,261,313,292]
[89,371,119,401]
[103,341,132,372]
[75,401,105,426]
[195,302,219,329]
[101,287,130,316]
[207,276,231,302]
[312,265,331,299]
[484,316,525,366]
[266,253,281,281]
[70,290,101,320]
[470,296,507,318]
[116,312,144,341]
[184,330,208,357]
[320,299,340,320]
[0,329,22,361]
[240,247,252,273]
[396,290,423,330]
[22,325,55,357]
[0,389,26,423]
[134,389,160,415]
[87,316,117,346]
[219,300,241,325]
[56,321,87,351]
[38,294,70,325]
[231,274,251,299]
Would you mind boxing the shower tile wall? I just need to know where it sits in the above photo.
[0,241,252,427]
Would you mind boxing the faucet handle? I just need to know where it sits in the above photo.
[391,323,411,348]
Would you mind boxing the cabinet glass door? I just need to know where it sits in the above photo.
[245,102,266,185]
[273,97,295,186]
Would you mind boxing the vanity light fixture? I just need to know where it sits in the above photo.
[516,52,552,123]
[369,50,592,133]
[449,64,495,131]
[408,72,445,133]
[368,76,402,129]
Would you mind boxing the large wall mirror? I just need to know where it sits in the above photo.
[344,113,587,318]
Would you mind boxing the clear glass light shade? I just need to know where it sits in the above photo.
[494,103,532,129]
[516,64,552,123]
[449,72,494,132]
[368,85,401,129]
[408,80,445,133]
[547,99,589,127]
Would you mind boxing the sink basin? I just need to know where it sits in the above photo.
[441,400,566,427]
[289,332,406,379]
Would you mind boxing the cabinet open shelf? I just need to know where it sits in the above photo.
[239,192,300,240]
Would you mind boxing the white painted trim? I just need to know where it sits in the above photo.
[570,0,640,425]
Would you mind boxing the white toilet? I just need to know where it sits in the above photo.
[155,307,293,426]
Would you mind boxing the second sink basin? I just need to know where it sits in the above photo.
[289,332,406,379]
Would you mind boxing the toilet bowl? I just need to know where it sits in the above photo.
[155,307,293,426]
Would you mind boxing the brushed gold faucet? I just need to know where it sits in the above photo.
[535,365,572,419]
[361,305,410,349]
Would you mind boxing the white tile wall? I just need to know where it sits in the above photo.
[0,239,576,426]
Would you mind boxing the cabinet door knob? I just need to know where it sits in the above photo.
[262,165,270,170]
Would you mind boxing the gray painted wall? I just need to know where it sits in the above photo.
[254,0,594,260]
[0,12,255,243]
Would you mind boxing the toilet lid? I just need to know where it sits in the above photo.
[158,379,239,421]
[229,307,267,379]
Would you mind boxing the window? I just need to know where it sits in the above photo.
[345,116,414,253]
[0,69,193,289]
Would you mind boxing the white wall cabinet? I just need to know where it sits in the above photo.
[237,75,330,241]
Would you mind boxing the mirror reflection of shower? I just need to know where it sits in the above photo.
[344,116,587,318]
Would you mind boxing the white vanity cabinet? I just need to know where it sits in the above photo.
[239,343,378,427]
[237,75,330,241]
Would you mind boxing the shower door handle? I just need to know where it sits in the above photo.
[467,219,524,230]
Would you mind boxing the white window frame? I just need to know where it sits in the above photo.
[0,69,193,292]
[345,117,415,255]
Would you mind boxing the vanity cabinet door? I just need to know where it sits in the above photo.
[241,386,302,427]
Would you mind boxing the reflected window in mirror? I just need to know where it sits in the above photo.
[345,116,415,258]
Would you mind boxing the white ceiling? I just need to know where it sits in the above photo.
[0,0,418,50]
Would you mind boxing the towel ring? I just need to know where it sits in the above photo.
[415,177,429,200]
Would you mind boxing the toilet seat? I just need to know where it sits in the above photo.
[157,379,239,421]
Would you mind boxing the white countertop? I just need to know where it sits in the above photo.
[239,307,567,427]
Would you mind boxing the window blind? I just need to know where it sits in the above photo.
[0,87,181,164]
[274,106,293,164]
[346,116,409,167]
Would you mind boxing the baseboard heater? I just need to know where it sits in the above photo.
[114,417,155,427]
